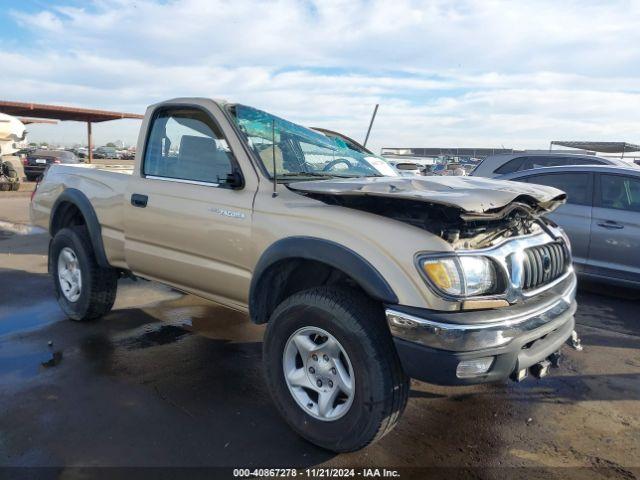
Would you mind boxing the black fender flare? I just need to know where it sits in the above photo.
[249,236,398,323]
[49,188,110,268]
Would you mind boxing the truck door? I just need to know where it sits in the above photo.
[589,173,640,283]
[124,104,256,309]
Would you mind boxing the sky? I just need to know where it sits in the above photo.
[0,0,639,152]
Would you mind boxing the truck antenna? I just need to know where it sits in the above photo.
[272,117,278,198]
[363,103,379,148]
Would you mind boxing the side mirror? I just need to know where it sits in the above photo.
[224,169,244,189]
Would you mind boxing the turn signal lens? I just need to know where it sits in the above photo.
[421,258,463,296]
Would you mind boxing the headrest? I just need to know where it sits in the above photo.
[179,135,218,159]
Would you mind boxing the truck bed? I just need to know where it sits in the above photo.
[30,163,133,269]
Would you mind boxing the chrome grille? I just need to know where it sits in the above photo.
[522,242,568,290]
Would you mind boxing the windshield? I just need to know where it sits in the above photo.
[230,105,396,180]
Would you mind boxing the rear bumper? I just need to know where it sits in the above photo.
[24,165,46,176]
[386,273,577,385]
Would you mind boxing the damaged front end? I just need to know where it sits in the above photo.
[288,176,566,249]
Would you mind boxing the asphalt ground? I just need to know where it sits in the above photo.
[0,195,638,479]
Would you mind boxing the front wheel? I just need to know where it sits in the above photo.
[263,287,409,452]
[50,226,118,321]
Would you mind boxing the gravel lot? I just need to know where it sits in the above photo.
[0,195,638,479]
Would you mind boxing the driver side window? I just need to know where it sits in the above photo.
[144,107,235,185]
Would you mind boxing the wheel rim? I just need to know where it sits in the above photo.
[283,326,355,421]
[57,247,82,302]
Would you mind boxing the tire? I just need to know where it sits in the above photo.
[2,161,18,179]
[263,287,409,452]
[50,226,118,321]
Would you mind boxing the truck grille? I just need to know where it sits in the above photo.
[522,242,568,290]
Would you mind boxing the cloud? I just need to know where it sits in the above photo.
[2,0,640,150]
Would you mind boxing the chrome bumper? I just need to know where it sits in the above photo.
[386,272,577,352]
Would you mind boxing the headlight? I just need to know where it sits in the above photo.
[418,255,500,298]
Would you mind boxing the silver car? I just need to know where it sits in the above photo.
[471,152,631,178]
[498,165,640,287]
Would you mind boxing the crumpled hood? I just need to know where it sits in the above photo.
[288,176,566,215]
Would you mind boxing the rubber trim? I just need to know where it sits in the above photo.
[49,188,110,268]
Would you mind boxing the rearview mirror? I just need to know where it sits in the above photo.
[395,162,419,171]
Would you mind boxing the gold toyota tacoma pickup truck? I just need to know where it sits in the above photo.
[31,98,577,452]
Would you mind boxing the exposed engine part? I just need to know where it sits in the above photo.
[299,193,545,249]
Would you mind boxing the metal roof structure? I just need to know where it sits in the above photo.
[0,100,143,123]
[19,118,58,125]
[550,141,640,154]
[0,100,143,162]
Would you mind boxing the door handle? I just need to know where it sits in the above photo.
[131,193,148,208]
[597,221,623,230]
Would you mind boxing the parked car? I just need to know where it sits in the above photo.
[386,160,423,176]
[93,146,120,159]
[425,162,467,176]
[31,97,577,452]
[471,152,631,178]
[24,149,80,181]
[498,165,640,287]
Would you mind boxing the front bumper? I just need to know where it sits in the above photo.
[386,272,577,385]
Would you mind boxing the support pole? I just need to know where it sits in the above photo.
[87,121,93,164]
[363,104,379,148]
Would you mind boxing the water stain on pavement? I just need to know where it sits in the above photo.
[123,324,191,349]
[40,351,63,368]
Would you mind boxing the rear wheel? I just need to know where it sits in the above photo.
[50,226,118,321]
[263,287,409,452]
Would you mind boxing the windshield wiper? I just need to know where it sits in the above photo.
[278,172,334,178]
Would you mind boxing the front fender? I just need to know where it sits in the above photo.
[249,236,398,323]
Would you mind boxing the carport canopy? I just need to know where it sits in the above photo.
[550,141,640,156]
[0,100,144,162]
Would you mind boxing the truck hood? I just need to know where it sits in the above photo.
[287,176,566,217]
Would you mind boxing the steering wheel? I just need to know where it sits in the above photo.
[323,158,352,172]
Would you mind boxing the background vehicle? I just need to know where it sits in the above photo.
[0,160,19,190]
[471,152,632,178]
[24,149,80,181]
[0,112,25,190]
[386,160,423,176]
[31,98,576,452]
[93,146,120,159]
[425,162,467,176]
[499,165,640,287]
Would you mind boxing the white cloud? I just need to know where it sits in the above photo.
[3,0,640,150]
